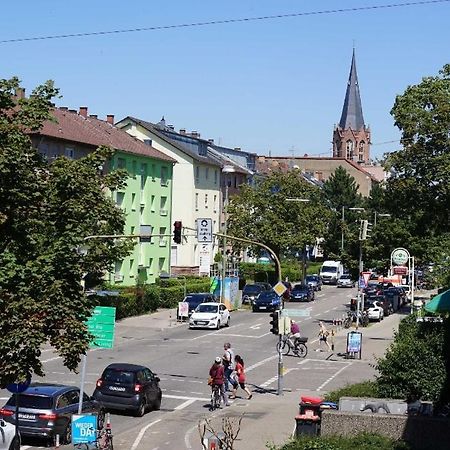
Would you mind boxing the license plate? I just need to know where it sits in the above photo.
[19,413,36,420]
[259,306,267,310]
[198,321,207,325]
[108,386,126,392]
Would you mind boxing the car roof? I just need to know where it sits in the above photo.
[103,363,149,372]
[186,292,211,296]
[23,383,75,396]
[196,302,221,306]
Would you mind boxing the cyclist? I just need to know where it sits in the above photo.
[290,319,301,346]
[209,356,230,407]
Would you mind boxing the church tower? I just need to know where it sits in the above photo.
[333,50,371,164]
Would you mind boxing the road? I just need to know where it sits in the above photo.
[1,284,376,449]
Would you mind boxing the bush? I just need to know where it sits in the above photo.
[277,433,410,450]
[323,381,379,404]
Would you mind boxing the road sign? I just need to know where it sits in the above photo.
[273,281,287,297]
[392,248,409,265]
[178,301,189,318]
[393,266,408,275]
[6,376,31,394]
[71,414,97,444]
[362,272,371,286]
[196,218,212,243]
[86,306,116,349]
[281,309,311,318]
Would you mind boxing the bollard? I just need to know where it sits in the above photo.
[54,434,60,449]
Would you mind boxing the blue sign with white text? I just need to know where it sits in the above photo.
[72,414,97,444]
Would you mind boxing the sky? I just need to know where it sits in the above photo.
[1,1,449,160]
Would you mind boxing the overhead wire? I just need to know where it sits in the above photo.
[0,0,449,44]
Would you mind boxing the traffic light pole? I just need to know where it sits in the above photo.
[277,334,283,396]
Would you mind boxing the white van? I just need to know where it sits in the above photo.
[320,260,344,285]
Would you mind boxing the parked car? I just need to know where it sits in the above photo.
[290,284,314,302]
[242,284,265,305]
[0,384,103,444]
[93,363,161,417]
[178,293,216,318]
[0,418,19,450]
[367,294,393,316]
[189,302,230,329]
[337,274,355,288]
[254,282,273,291]
[305,275,322,291]
[252,291,281,312]
[366,300,384,322]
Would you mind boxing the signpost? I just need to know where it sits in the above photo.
[346,331,362,359]
[71,414,97,445]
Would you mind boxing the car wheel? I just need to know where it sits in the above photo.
[61,421,72,445]
[9,436,20,450]
[226,317,230,327]
[135,398,147,417]
[216,321,220,330]
[153,392,162,411]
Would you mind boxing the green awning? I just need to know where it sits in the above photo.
[424,289,450,313]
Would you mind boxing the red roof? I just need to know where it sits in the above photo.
[33,108,175,163]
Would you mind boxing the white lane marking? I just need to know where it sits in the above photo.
[246,355,278,373]
[250,324,261,330]
[188,380,203,384]
[174,399,197,410]
[130,419,162,450]
[41,356,61,363]
[0,397,9,400]
[190,392,204,395]
[163,394,210,402]
[323,309,331,313]
[260,368,298,388]
[316,362,352,391]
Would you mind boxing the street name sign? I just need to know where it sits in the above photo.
[281,309,311,318]
[86,306,116,349]
[196,218,212,243]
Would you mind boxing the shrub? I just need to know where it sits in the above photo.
[323,381,379,404]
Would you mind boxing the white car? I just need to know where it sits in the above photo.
[189,302,230,329]
[0,418,20,450]
[366,300,384,322]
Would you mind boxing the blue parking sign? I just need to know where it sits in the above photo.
[72,414,97,444]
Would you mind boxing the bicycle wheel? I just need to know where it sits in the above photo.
[276,339,290,356]
[343,318,351,329]
[294,343,308,358]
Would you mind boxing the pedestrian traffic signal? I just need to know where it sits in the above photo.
[359,219,372,240]
[270,310,280,335]
[173,221,182,244]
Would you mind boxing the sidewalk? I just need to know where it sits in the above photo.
[211,311,405,450]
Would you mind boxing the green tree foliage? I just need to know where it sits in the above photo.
[226,170,330,263]
[0,78,131,386]
[383,64,450,273]
[375,315,446,402]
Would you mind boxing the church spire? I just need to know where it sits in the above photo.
[339,49,365,130]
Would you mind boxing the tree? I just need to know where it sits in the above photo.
[0,77,131,386]
[383,64,450,270]
[226,170,330,265]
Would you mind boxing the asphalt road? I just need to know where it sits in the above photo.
[1,284,367,449]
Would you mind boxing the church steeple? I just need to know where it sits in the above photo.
[333,49,371,164]
[339,49,365,130]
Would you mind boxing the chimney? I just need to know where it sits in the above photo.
[106,114,114,124]
[60,107,68,111]
[179,128,186,135]
[208,139,215,144]
[234,147,241,151]
[89,114,98,119]
[15,88,26,99]
[69,109,77,113]
[167,124,174,131]
[79,106,88,118]
[191,131,200,138]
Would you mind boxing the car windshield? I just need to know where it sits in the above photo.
[293,285,308,292]
[340,275,351,280]
[195,304,219,313]
[321,266,337,273]
[258,292,276,300]
[185,295,208,305]
[6,394,53,409]
[243,285,263,294]
[306,276,318,282]
[103,369,136,384]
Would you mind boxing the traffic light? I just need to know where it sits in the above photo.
[359,220,373,240]
[269,310,280,335]
[173,221,182,244]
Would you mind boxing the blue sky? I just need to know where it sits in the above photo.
[1,1,449,160]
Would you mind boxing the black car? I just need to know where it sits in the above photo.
[0,384,103,444]
[242,284,266,305]
[93,363,161,417]
[290,284,314,302]
[179,293,216,318]
[252,291,281,312]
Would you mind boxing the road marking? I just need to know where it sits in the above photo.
[246,355,278,373]
[163,393,210,402]
[130,419,162,450]
[316,362,352,391]
[174,398,197,410]
[260,368,298,388]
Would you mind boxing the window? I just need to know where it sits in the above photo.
[316,171,323,181]
[205,193,208,208]
[149,258,154,274]
[140,163,147,193]
[195,193,199,210]
[150,195,155,212]
[131,226,135,234]
[117,158,126,169]
[161,166,168,186]
[159,227,167,246]
[214,170,218,185]
[140,206,144,224]
[358,141,365,162]
[158,257,165,272]
[132,160,137,177]
[116,192,125,207]
[64,146,75,159]
[234,175,237,188]
[152,164,156,180]
[195,166,200,181]
[213,195,217,212]
[143,139,152,146]
[56,393,70,409]
[205,167,209,180]
[131,193,136,210]
[160,196,167,215]
[346,140,354,159]
[129,259,135,276]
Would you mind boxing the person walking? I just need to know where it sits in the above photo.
[317,321,332,351]
[229,355,252,400]
[209,356,230,407]
[222,342,235,392]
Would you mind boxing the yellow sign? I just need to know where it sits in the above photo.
[273,281,287,297]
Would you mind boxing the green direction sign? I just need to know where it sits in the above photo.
[86,306,116,349]
[281,309,311,318]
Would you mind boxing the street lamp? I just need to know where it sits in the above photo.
[221,165,235,304]
[286,198,310,202]
[374,212,391,227]
[341,207,365,251]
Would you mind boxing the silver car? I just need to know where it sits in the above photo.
[337,274,355,288]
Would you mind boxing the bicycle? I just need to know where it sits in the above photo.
[210,384,221,411]
[276,333,308,358]
[344,310,369,328]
